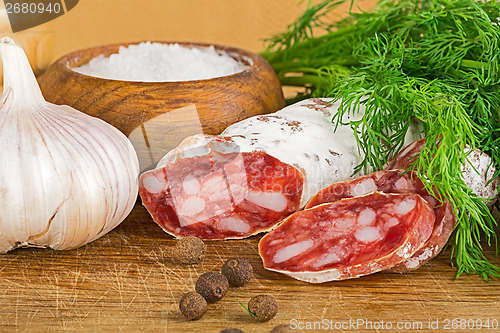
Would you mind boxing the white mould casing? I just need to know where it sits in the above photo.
[462,147,499,206]
[385,138,499,207]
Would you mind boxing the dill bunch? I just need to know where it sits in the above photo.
[262,0,500,279]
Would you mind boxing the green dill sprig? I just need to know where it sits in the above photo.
[262,0,500,279]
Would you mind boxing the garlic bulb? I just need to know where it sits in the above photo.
[0,37,140,253]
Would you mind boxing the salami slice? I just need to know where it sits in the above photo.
[305,170,457,272]
[385,138,499,205]
[258,192,435,283]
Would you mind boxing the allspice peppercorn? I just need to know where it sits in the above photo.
[179,292,207,320]
[221,257,253,287]
[173,236,205,264]
[195,271,229,303]
[248,294,278,322]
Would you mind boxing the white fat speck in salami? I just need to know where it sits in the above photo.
[385,217,400,228]
[394,177,410,192]
[259,192,435,283]
[178,196,206,218]
[334,217,356,230]
[313,251,343,268]
[351,178,378,196]
[219,216,251,233]
[246,191,288,212]
[182,175,201,195]
[305,169,457,273]
[358,208,376,225]
[273,240,314,264]
[141,173,167,194]
[355,227,382,242]
[395,198,416,215]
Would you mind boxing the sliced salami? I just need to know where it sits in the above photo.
[140,98,423,239]
[305,169,456,272]
[139,136,303,239]
[258,192,435,283]
[385,138,499,205]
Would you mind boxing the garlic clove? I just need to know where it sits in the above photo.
[0,37,140,252]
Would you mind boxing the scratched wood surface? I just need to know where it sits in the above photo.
[0,204,498,333]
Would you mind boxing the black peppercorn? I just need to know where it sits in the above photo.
[173,236,205,264]
[179,292,207,320]
[248,294,278,322]
[195,271,229,303]
[221,257,253,287]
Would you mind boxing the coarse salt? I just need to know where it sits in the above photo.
[73,41,249,82]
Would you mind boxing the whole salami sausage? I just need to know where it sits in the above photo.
[305,169,456,272]
[258,192,436,283]
[139,99,421,240]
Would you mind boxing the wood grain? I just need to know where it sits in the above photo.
[0,204,498,332]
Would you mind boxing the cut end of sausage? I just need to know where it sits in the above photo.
[139,137,304,240]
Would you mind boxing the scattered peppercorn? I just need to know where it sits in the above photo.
[220,328,245,333]
[221,257,253,287]
[270,324,293,333]
[195,271,229,303]
[173,236,205,264]
[248,294,278,322]
[179,292,207,320]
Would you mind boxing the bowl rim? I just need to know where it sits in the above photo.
[55,40,263,84]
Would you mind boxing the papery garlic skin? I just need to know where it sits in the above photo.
[0,37,140,252]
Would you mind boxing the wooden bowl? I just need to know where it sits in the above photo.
[39,41,285,171]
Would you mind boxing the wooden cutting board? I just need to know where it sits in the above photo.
[0,204,498,332]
